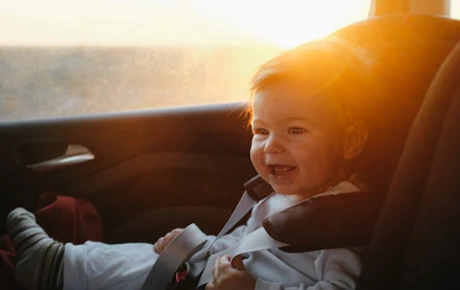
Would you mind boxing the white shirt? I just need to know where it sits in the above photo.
[198,181,364,290]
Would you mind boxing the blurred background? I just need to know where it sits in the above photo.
[1,0,456,120]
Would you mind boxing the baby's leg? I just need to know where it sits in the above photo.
[7,208,158,290]
[64,241,158,290]
[7,208,65,290]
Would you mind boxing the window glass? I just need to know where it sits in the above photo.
[0,0,371,121]
[450,0,460,18]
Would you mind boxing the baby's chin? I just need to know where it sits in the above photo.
[272,185,322,201]
[270,186,306,201]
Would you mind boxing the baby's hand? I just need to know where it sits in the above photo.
[153,228,183,254]
[205,255,256,290]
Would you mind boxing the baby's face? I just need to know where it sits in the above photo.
[250,82,349,200]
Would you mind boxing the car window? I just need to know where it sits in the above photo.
[0,0,371,121]
[451,1,460,18]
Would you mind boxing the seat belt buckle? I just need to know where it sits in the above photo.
[169,257,209,290]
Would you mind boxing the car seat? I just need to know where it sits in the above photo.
[333,15,460,290]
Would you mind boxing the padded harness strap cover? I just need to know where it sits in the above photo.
[263,192,381,252]
[243,175,274,201]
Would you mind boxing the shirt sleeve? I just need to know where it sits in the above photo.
[254,248,363,290]
[191,224,249,261]
[207,224,248,253]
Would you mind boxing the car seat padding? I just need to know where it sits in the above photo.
[263,192,381,253]
[357,37,460,290]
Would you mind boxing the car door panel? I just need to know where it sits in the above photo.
[0,102,256,237]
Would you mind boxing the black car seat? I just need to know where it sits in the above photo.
[334,15,460,201]
[398,58,460,290]
[397,44,460,290]
[333,15,460,290]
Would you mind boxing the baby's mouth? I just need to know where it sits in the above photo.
[268,165,297,176]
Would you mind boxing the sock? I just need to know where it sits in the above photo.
[7,208,64,290]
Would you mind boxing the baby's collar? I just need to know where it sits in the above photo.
[314,173,368,199]
[280,173,368,202]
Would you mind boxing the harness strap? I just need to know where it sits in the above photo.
[141,224,208,290]
[141,176,272,290]
[205,175,274,254]
[206,191,258,251]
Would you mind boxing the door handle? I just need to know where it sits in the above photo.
[27,144,95,172]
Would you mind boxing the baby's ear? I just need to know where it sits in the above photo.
[343,122,368,160]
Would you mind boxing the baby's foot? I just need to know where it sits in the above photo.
[7,208,64,290]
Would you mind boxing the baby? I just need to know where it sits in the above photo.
[7,36,375,290]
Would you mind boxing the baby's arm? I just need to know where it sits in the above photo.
[255,248,363,290]
[153,224,249,259]
[153,228,184,254]
[205,247,362,290]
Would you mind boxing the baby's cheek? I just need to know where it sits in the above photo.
[249,143,262,165]
[251,157,264,176]
[250,159,266,180]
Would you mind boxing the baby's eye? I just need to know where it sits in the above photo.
[288,127,307,134]
[252,128,268,135]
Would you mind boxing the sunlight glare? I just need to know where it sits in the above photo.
[0,0,370,47]
[190,0,371,48]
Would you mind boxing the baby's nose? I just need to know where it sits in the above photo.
[263,136,285,154]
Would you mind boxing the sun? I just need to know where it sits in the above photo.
[189,0,371,48]
[238,0,372,48]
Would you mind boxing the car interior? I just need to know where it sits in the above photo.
[1,1,460,290]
